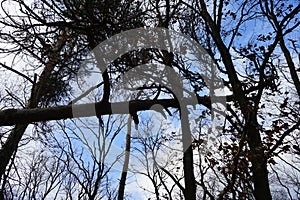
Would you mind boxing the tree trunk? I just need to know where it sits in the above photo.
[246,123,272,200]
[0,124,28,181]
[181,106,196,200]
[118,116,132,200]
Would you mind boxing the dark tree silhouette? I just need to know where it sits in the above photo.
[0,0,299,199]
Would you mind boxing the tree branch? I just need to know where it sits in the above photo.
[0,95,215,126]
[0,63,33,84]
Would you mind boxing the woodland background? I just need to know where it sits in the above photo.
[0,0,299,199]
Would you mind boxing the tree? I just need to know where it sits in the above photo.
[177,0,300,199]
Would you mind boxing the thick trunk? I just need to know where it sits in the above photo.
[0,124,28,179]
[246,121,271,200]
